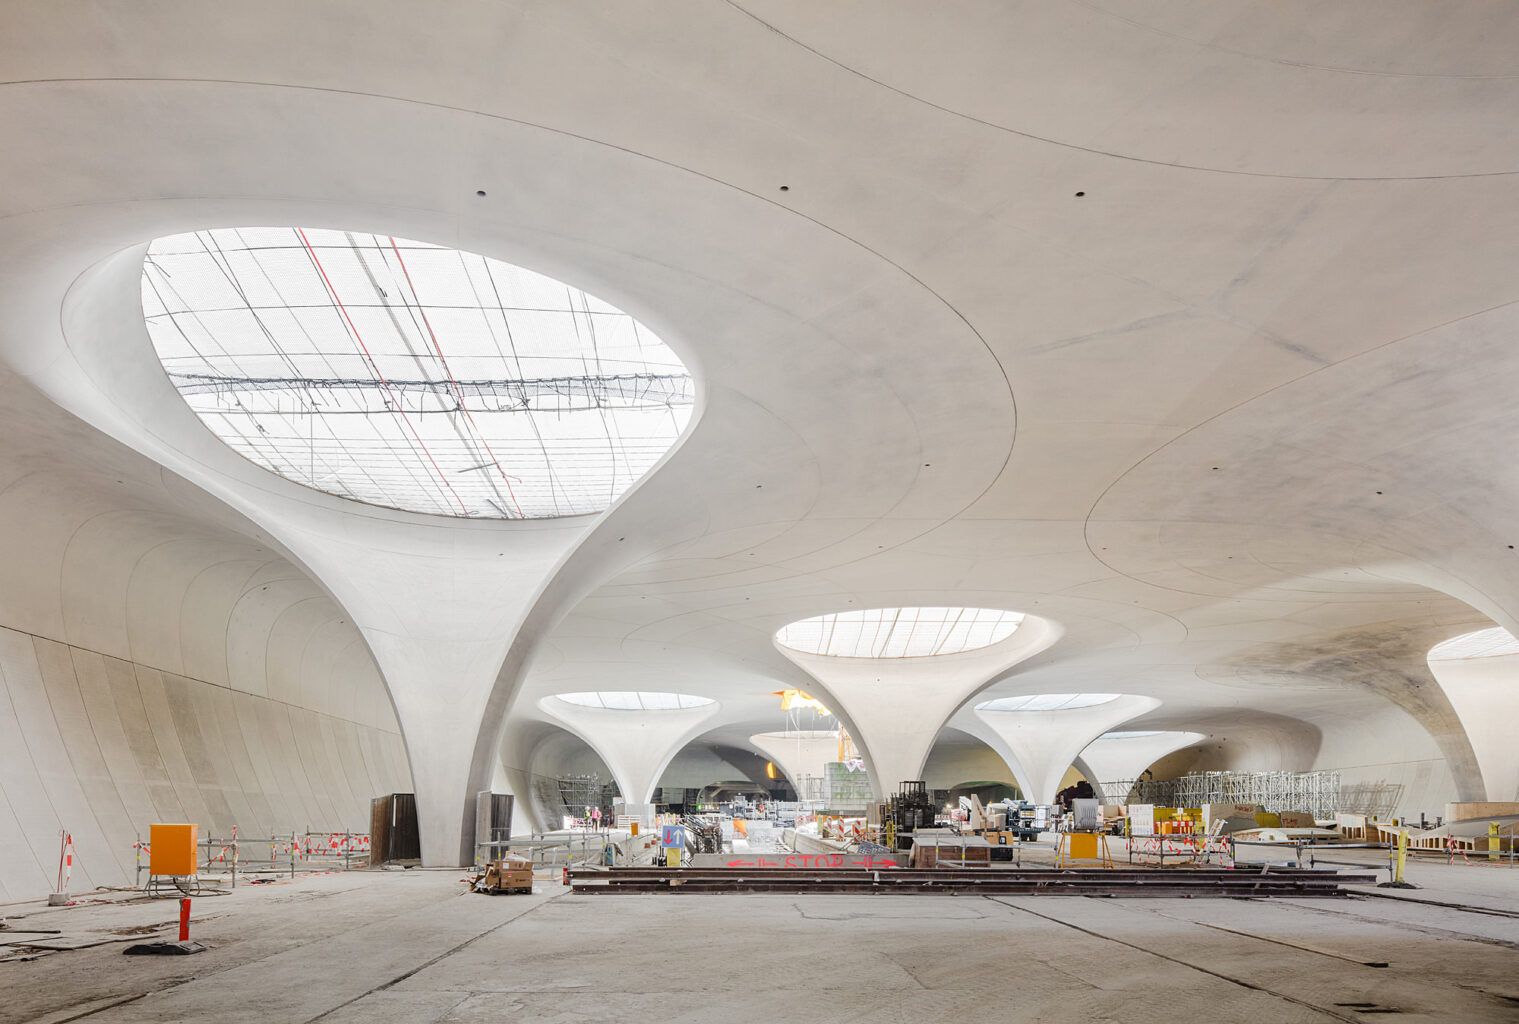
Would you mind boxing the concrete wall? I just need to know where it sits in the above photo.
[922,736,1019,793]
[1312,707,1460,819]
[1427,651,1519,804]
[0,372,411,901]
[0,624,410,901]
[657,745,771,793]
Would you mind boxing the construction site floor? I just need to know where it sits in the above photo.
[1,859,1516,1023]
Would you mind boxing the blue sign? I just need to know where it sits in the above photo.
[661,825,685,849]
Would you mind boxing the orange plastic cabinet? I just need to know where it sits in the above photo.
[150,823,199,876]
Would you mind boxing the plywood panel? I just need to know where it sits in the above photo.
[1446,801,1519,821]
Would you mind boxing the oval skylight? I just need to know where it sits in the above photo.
[750,729,840,741]
[1429,627,1519,661]
[555,691,715,711]
[976,693,1120,712]
[1098,730,1164,740]
[776,607,1023,658]
[142,227,692,519]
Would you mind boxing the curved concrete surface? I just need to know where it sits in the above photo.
[0,624,410,901]
[4,3,1519,894]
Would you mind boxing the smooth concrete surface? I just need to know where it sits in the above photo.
[537,698,722,807]
[1079,732,1209,801]
[774,616,1062,800]
[2,868,1517,1024]
[1428,651,1519,804]
[0,625,410,901]
[750,730,841,794]
[7,1,1519,884]
[972,696,1162,805]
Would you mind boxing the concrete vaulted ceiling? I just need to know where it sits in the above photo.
[2,1,1518,863]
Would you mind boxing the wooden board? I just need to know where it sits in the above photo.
[1446,802,1519,822]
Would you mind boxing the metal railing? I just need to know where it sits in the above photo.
[134,829,371,893]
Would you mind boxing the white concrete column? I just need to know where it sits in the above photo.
[539,698,721,805]
[973,695,1162,804]
[42,243,605,865]
[750,730,840,792]
[1077,731,1206,802]
[1427,646,1519,803]
[775,615,1061,800]
[281,521,587,865]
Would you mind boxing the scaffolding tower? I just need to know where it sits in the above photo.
[1119,770,1342,819]
[531,772,605,823]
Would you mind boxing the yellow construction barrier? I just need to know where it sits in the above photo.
[1056,832,1113,868]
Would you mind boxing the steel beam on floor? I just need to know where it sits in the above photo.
[567,866,1378,897]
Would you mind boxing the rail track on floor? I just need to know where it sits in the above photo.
[568,865,1378,897]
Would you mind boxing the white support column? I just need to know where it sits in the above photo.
[274,518,589,866]
[539,699,722,809]
[776,616,1061,800]
[1428,649,1519,803]
[750,730,840,793]
[1077,731,1206,802]
[973,696,1161,804]
[42,243,612,867]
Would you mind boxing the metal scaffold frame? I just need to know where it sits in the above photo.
[1120,770,1342,819]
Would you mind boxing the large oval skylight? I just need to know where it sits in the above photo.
[1429,627,1519,661]
[976,693,1120,712]
[556,691,715,711]
[776,607,1023,658]
[142,228,692,518]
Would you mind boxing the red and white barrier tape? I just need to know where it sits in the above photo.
[57,830,74,893]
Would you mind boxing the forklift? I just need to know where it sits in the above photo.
[886,780,935,851]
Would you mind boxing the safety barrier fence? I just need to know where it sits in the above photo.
[473,830,621,870]
[1229,834,1514,877]
[133,829,372,891]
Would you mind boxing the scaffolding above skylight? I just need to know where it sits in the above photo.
[775,607,1023,658]
[142,227,693,519]
[556,691,715,711]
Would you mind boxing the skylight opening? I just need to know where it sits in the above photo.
[555,691,715,711]
[1429,626,1519,661]
[775,607,1024,658]
[1098,730,1164,739]
[751,729,840,740]
[976,693,1120,712]
[142,227,693,519]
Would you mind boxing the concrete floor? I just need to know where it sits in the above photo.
[3,861,1517,1024]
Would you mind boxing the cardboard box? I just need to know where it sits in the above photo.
[476,856,533,893]
[150,823,198,876]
